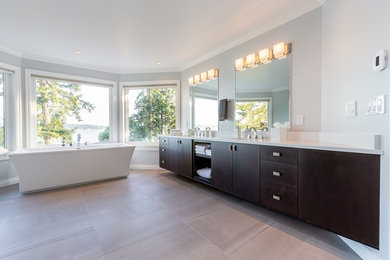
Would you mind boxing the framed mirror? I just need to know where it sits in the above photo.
[235,55,291,131]
[189,78,219,130]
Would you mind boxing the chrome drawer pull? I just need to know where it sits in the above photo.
[162,148,166,152]
[272,195,281,201]
[272,171,281,177]
[161,160,165,164]
[162,139,166,143]
[272,152,281,157]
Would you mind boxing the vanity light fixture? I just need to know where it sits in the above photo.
[200,72,208,82]
[235,42,291,70]
[207,69,218,80]
[259,48,273,64]
[194,74,201,84]
[246,53,259,68]
[273,42,289,59]
[188,69,219,86]
[235,58,246,71]
[188,76,195,86]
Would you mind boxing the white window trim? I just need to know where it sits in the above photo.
[119,80,181,145]
[0,62,22,152]
[25,69,118,148]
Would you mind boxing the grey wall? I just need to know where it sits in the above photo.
[321,0,390,258]
[181,8,322,132]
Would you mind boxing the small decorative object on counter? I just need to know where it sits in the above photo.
[270,122,288,141]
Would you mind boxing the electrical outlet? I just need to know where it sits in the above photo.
[296,114,304,125]
[345,101,357,116]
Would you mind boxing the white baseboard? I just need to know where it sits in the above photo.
[339,236,381,260]
[0,177,19,188]
[130,164,161,170]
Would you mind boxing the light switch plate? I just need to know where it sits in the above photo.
[376,95,385,114]
[296,114,304,125]
[345,101,357,116]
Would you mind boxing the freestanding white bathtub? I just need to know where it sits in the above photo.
[8,144,135,193]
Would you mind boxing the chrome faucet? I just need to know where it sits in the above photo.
[205,127,211,138]
[248,127,258,139]
[77,134,81,147]
[194,127,201,137]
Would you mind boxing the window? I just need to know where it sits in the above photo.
[235,99,271,131]
[27,70,117,147]
[0,65,21,152]
[0,73,5,149]
[193,96,218,130]
[33,78,110,145]
[121,81,180,143]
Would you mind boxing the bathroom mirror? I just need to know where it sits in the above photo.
[235,55,291,131]
[189,78,219,130]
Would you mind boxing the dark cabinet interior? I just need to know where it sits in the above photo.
[298,149,380,249]
[159,137,380,249]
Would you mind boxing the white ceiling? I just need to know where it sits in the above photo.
[0,0,323,73]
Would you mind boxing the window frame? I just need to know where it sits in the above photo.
[25,69,118,148]
[119,80,181,145]
[0,62,22,155]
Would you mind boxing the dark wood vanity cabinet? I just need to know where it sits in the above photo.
[159,137,380,248]
[159,137,169,170]
[298,149,380,249]
[169,138,193,178]
[211,142,260,203]
[211,142,233,192]
[159,137,193,177]
[260,146,298,217]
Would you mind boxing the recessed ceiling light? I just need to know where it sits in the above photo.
[74,50,82,55]
[156,61,163,65]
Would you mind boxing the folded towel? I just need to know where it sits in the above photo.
[205,149,212,156]
[197,168,212,179]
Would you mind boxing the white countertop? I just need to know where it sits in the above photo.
[161,135,383,155]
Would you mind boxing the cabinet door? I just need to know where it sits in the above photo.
[178,138,193,178]
[233,143,260,203]
[211,142,233,192]
[298,149,380,248]
[168,137,179,172]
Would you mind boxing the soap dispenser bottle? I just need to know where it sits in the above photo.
[236,125,241,139]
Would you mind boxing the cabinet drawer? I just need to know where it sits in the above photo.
[261,180,297,217]
[261,146,297,164]
[261,160,297,188]
[159,137,169,148]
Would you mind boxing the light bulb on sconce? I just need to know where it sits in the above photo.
[273,42,288,59]
[235,58,246,71]
[259,48,272,64]
[246,53,259,68]
[194,74,201,84]
[200,72,208,82]
[188,77,195,86]
[207,69,218,80]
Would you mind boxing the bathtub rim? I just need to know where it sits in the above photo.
[8,144,135,157]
